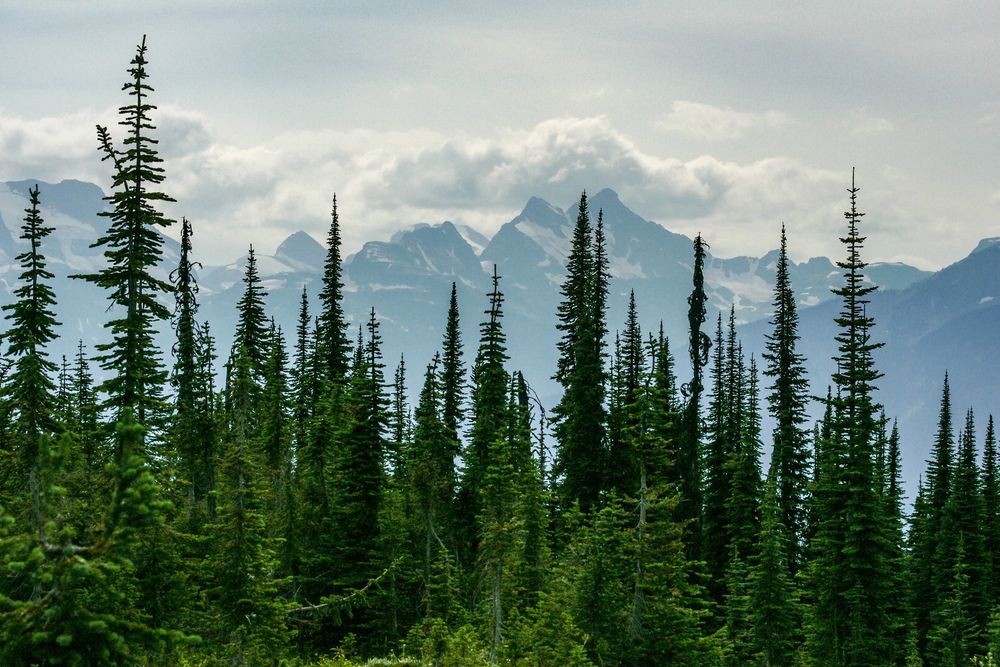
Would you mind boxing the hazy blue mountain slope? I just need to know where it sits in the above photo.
[2,177,971,497]
[740,241,1000,500]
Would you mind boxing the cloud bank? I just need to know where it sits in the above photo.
[0,105,957,268]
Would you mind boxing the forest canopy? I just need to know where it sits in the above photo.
[0,37,997,667]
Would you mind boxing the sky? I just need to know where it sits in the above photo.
[1,1,999,269]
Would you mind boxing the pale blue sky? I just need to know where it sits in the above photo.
[1,1,998,268]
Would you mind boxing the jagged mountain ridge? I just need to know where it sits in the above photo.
[2,178,985,495]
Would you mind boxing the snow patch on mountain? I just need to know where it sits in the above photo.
[454,224,490,256]
[517,219,570,264]
[704,265,774,307]
[610,254,646,279]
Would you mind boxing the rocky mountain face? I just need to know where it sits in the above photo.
[3,178,989,495]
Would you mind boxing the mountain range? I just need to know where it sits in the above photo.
[0,178,995,498]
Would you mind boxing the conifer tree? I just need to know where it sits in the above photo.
[648,325,679,486]
[750,470,801,666]
[230,245,269,380]
[295,381,340,633]
[388,354,409,473]
[605,290,642,497]
[679,233,710,549]
[938,410,989,654]
[553,192,608,513]
[807,170,895,665]
[291,286,314,450]
[727,356,763,561]
[913,374,957,654]
[477,375,531,663]
[702,313,730,600]
[211,348,287,662]
[983,415,999,606]
[908,475,935,659]
[515,372,549,610]
[440,282,466,451]
[260,322,291,514]
[763,224,812,577]
[929,374,955,526]
[723,554,756,665]
[70,341,101,478]
[572,498,632,665]
[55,355,71,428]
[193,322,220,518]
[880,419,911,665]
[75,37,174,433]
[927,539,978,666]
[458,267,510,562]
[169,216,211,505]
[409,355,455,613]
[2,185,60,528]
[0,417,185,664]
[329,308,388,646]
[318,195,351,385]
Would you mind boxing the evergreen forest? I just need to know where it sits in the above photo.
[2,38,999,667]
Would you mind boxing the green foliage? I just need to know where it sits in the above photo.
[457,267,509,563]
[762,225,812,578]
[806,172,897,665]
[74,37,175,431]
[439,282,466,447]
[677,233,710,555]
[552,193,608,514]
[6,43,1000,665]
[2,185,60,528]
[318,195,352,386]
[0,420,192,665]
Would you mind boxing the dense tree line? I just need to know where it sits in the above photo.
[1,39,998,666]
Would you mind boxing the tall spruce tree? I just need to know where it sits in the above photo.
[211,347,287,663]
[983,415,999,607]
[750,469,801,666]
[763,224,811,577]
[260,323,291,514]
[230,245,269,380]
[702,313,731,602]
[70,341,101,478]
[605,290,642,497]
[440,282,465,450]
[388,354,408,474]
[679,233,710,550]
[937,409,989,655]
[409,355,456,614]
[1,185,60,529]
[553,192,608,513]
[291,286,314,450]
[477,374,535,663]
[913,374,956,655]
[75,37,174,434]
[457,267,510,566]
[318,195,351,385]
[169,217,211,505]
[327,308,388,647]
[727,355,763,562]
[881,419,911,665]
[807,170,894,665]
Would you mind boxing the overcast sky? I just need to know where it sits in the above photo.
[1,1,999,269]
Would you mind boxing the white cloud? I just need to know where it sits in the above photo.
[654,100,788,141]
[0,108,113,183]
[978,103,1000,127]
[848,109,896,136]
[0,107,947,268]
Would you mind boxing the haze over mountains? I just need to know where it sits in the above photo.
[1,178,996,497]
